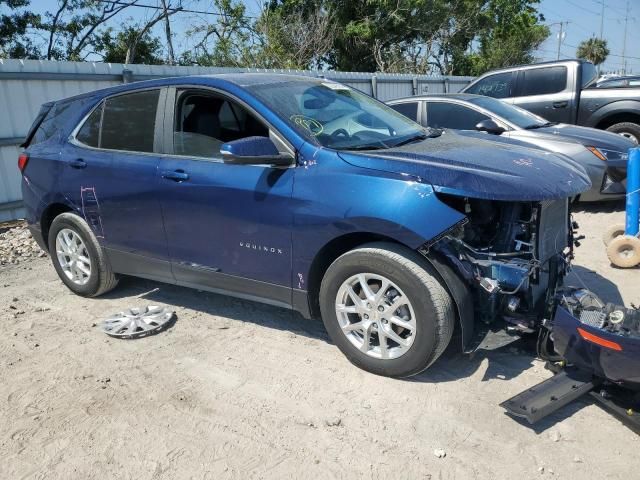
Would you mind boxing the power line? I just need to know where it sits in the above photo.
[97,0,259,19]
[564,42,640,61]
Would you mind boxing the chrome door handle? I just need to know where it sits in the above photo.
[161,170,190,182]
[69,158,87,169]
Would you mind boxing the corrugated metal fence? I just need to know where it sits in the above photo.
[0,59,473,222]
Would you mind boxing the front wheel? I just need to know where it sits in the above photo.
[48,212,119,297]
[319,242,455,378]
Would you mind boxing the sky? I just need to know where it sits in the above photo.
[26,0,640,75]
[537,0,640,74]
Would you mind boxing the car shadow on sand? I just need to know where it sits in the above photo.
[97,262,624,433]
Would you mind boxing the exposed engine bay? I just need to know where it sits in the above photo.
[425,195,574,333]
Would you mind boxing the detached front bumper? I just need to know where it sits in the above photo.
[552,299,640,388]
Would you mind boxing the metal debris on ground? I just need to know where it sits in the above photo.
[99,306,175,339]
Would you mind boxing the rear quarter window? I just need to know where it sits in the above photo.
[30,98,90,146]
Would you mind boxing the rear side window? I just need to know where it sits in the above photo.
[389,102,419,121]
[100,90,160,152]
[76,102,103,148]
[517,67,567,96]
[426,102,489,130]
[465,72,514,99]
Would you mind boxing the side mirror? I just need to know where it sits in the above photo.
[220,136,292,167]
[475,119,505,135]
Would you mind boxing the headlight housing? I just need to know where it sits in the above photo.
[586,146,628,162]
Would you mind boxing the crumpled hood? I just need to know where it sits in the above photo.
[338,130,592,201]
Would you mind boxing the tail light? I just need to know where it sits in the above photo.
[18,153,29,173]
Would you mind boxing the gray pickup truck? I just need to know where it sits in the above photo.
[462,59,640,144]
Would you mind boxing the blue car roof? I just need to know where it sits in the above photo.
[57,73,324,104]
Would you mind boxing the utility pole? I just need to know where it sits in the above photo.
[598,0,605,75]
[622,0,630,74]
[556,21,565,60]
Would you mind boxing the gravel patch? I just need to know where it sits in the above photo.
[0,221,47,266]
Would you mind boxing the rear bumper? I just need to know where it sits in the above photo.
[552,305,640,388]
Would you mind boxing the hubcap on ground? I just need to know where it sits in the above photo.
[55,228,92,286]
[335,273,416,359]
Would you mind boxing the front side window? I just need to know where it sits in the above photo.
[246,80,426,150]
[100,90,160,152]
[517,66,568,96]
[173,91,269,158]
[465,72,514,99]
[389,102,419,121]
[426,102,489,130]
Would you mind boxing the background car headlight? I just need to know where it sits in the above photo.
[586,146,627,162]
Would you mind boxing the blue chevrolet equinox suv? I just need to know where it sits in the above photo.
[20,74,591,377]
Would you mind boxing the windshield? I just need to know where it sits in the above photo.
[467,96,549,129]
[246,80,428,150]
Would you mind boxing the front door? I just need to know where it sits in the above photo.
[511,66,575,123]
[157,88,295,306]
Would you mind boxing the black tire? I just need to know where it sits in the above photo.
[319,242,455,378]
[605,122,640,145]
[48,212,119,297]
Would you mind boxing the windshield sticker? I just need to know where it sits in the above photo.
[290,115,324,136]
[321,82,350,91]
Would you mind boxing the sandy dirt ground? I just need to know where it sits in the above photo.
[1,202,639,480]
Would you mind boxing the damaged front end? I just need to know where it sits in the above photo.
[421,194,577,350]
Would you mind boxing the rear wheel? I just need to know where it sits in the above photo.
[605,122,640,145]
[48,212,119,297]
[319,242,455,378]
[606,235,640,268]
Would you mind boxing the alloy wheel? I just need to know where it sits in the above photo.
[55,228,92,285]
[335,273,417,359]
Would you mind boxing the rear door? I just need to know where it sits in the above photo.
[511,66,575,123]
[65,88,172,279]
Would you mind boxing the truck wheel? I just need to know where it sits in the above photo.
[606,122,640,145]
[48,212,119,297]
[319,242,455,378]
[606,235,640,268]
[602,223,626,246]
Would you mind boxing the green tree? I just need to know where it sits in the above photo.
[576,37,609,66]
[0,0,41,58]
[96,26,163,65]
[452,0,549,75]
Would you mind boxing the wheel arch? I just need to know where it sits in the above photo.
[588,101,640,129]
[305,232,408,319]
[40,202,74,250]
[304,233,474,352]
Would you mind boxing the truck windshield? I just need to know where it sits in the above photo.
[467,96,550,129]
[247,80,430,150]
